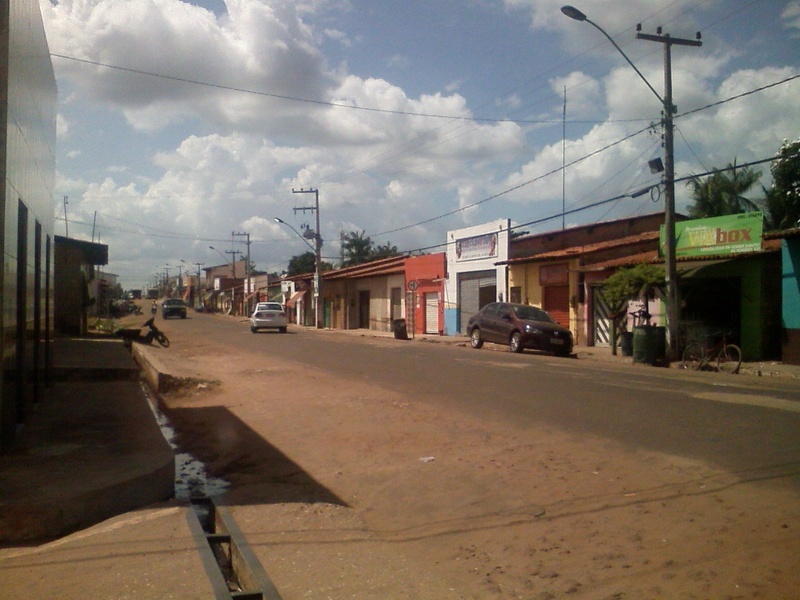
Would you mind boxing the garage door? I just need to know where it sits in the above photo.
[424,292,439,334]
[543,285,570,327]
[458,272,496,333]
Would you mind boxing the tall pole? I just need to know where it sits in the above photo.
[561,6,701,361]
[233,231,251,313]
[292,188,322,329]
[636,28,701,360]
[63,196,69,237]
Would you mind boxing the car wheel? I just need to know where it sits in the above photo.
[470,328,484,349]
[509,331,523,353]
[250,327,257,333]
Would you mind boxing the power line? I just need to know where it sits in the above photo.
[51,53,589,126]
[371,123,655,238]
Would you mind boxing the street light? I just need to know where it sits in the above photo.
[561,5,701,360]
[273,218,316,253]
[208,246,233,277]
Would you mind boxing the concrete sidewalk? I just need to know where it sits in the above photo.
[0,337,175,543]
[313,323,800,379]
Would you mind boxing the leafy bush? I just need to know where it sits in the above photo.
[603,264,665,310]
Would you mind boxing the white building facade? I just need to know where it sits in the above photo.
[444,219,510,335]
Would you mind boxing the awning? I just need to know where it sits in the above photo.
[286,290,306,308]
[676,258,733,278]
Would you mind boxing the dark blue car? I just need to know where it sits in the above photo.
[161,298,187,319]
[467,302,573,356]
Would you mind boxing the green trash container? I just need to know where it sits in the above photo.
[392,318,409,340]
[620,331,634,356]
[632,326,666,364]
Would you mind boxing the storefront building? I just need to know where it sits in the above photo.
[405,253,446,336]
[445,220,510,335]
[323,256,408,332]
[766,228,800,364]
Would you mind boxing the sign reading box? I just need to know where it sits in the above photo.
[661,212,763,258]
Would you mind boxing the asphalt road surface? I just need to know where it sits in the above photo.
[171,311,800,483]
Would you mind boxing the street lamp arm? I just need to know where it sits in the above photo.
[274,217,317,253]
[561,6,664,105]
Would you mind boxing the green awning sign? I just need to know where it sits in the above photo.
[660,212,763,258]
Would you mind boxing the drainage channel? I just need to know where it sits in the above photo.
[187,496,283,600]
[141,383,230,499]
[141,384,282,599]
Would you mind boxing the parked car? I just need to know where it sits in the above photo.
[161,298,187,319]
[250,302,287,333]
[466,302,573,356]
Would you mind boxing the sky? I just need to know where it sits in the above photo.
[41,0,800,290]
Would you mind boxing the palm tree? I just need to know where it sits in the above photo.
[686,160,762,218]
[341,230,374,267]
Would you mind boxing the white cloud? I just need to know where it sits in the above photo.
[56,113,69,138]
[386,54,410,70]
[783,1,800,36]
[42,0,332,133]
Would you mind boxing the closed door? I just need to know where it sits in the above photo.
[358,291,370,328]
[424,292,438,334]
[543,285,570,327]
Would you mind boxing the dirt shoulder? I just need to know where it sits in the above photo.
[149,318,800,599]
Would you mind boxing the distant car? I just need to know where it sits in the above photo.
[466,302,573,356]
[161,298,187,319]
[250,302,287,333]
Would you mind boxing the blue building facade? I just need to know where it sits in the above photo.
[780,232,800,364]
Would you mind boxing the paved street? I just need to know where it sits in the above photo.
[175,312,800,478]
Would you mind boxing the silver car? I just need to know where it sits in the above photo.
[249,302,288,333]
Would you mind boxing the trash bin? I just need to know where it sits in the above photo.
[620,331,634,356]
[392,318,409,340]
[632,325,666,365]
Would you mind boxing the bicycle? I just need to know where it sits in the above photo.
[681,331,742,374]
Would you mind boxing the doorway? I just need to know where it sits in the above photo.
[358,290,370,329]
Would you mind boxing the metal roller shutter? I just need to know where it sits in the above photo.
[424,292,438,334]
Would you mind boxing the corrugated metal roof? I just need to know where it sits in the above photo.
[576,239,781,272]
[499,231,660,266]
[323,255,408,280]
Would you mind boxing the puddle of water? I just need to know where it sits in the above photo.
[141,384,230,499]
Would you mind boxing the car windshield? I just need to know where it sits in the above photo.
[513,305,554,323]
[164,299,183,305]
[257,303,283,312]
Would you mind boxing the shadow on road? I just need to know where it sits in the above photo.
[162,404,346,507]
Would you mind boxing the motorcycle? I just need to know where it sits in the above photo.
[115,318,170,347]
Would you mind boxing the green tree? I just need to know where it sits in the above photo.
[686,160,762,218]
[287,252,315,277]
[602,263,665,311]
[341,230,374,267]
[372,242,400,261]
[764,137,800,230]
[286,252,333,277]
